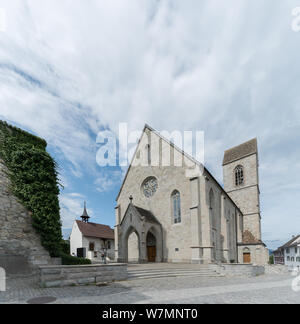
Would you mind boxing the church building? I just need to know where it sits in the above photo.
[70,203,115,262]
[114,125,269,265]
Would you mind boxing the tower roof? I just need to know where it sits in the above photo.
[223,138,257,166]
[81,201,90,222]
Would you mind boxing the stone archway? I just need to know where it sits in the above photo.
[128,230,140,263]
[146,231,157,262]
[121,225,141,263]
[118,203,163,263]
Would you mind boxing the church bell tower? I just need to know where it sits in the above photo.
[222,138,262,242]
[81,201,90,223]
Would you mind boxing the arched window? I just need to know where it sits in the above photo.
[146,144,151,166]
[235,165,244,186]
[172,190,181,224]
[209,189,216,229]
[209,189,217,260]
[227,211,232,256]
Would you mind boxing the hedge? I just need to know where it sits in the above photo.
[61,253,92,265]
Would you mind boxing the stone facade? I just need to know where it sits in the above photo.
[117,203,163,263]
[223,139,269,265]
[0,161,51,275]
[115,126,245,265]
[217,263,265,277]
[39,263,128,288]
[223,153,261,240]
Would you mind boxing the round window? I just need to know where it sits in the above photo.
[142,177,158,198]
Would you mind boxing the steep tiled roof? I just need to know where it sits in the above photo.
[280,235,300,249]
[76,220,114,240]
[242,230,261,244]
[223,138,257,165]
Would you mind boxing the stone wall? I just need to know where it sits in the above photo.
[0,161,51,275]
[217,263,265,277]
[39,263,128,288]
[265,264,289,275]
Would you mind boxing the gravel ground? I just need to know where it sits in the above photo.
[1,272,299,304]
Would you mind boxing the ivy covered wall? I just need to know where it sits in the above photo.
[0,121,62,257]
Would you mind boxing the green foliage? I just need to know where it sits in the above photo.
[0,121,47,148]
[269,254,274,265]
[0,121,62,257]
[61,253,91,265]
[60,240,70,255]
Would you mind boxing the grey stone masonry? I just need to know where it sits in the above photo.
[0,160,51,275]
[217,263,265,277]
[39,263,128,288]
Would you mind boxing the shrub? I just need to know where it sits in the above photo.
[60,240,70,255]
[61,253,91,265]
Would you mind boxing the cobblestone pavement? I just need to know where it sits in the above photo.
[0,273,299,304]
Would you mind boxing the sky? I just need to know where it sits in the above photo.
[0,0,300,250]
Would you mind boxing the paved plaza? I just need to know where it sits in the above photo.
[0,263,299,304]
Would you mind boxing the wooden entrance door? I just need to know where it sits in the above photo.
[147,246,156,262]
[243,253,251,264]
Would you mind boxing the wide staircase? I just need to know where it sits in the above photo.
[127,263,224,280]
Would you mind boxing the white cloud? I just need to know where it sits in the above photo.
[0,0,299,245]
[94,170,123,193]
[59,193,92,229]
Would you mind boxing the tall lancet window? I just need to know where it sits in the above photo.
[209,189,216,229]
[235,165,244,186]
[146,144,151,166]
[172,190,181,224]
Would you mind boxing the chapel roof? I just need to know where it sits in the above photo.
[76,220,114,240]
[223,138,257,166]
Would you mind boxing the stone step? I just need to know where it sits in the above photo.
[127,267,223,280]
[128,266,213,271]
[128,268,218,273]
[128,270,216,276]
[128,273,220,278]
[127,272,223,280]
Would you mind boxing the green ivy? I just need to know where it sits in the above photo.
[0,121,62,257]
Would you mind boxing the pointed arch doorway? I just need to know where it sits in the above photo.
[118,203,163,263]
[146,231,157,262]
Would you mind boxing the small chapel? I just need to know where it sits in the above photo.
[114,125,269,265]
